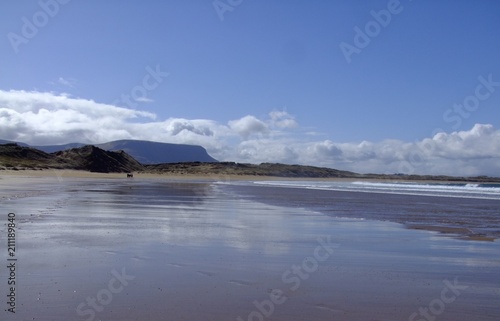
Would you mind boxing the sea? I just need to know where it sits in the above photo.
[233,180,500,200]
[217,179,500,240]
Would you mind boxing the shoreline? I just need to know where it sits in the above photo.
[1,169,499,185]
[2,169,499,242]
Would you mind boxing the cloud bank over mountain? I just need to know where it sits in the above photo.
[1,90,499,176]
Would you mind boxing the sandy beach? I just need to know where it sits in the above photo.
[1,172,499,321]
[0,169,362,181]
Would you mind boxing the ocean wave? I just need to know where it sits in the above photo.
[252,180,500,200]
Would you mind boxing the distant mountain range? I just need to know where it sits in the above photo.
[0,142,360,177]
[0,142,371,177]
[0,139,217,164]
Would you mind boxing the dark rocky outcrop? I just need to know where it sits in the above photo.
[0,144,143,173]
[0,143,67,169]
[53,145,144,173]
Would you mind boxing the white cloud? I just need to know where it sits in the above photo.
[1,90,500,176]
[164,119,215,137]
[309,140,343,158]
[296,124,500,176]
[235,139,299,164]
[57,77,77,88]
[228,115,269,139]
[269,110,298,129]
[0,90,155,144]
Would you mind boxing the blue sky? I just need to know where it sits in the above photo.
[1,0,500,176]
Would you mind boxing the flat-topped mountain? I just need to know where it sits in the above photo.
[95,140,217,163]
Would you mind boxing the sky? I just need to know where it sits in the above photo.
[1,0,500,176]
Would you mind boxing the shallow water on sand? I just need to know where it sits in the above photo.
[224,181,500,240]
[0,177,499,321]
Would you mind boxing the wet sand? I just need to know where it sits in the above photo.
[224,183,500,241]
[1,174,499,321]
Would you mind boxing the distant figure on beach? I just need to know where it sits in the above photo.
[127,173,133,178]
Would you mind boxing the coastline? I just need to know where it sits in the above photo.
[4,170,498,242]
[2,169,500,185]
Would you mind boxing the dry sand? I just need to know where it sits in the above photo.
[0,168,364,182]
[2,168,496,185]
